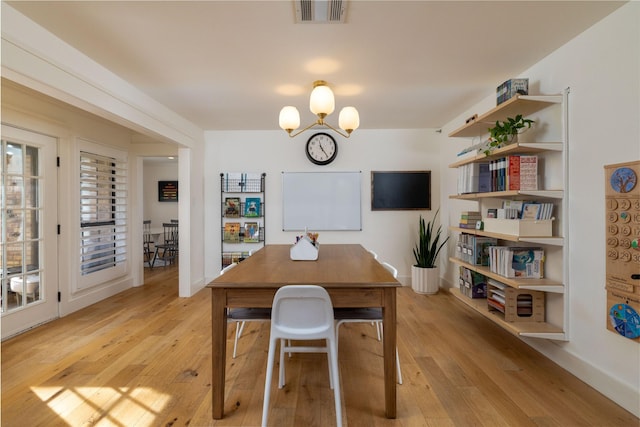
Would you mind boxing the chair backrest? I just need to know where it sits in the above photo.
[220,263,237,275]
[162,222,179,245]
[367,249,378,259]
[143,220,152,244]
[270,285,335,341]
[381,261,398,279]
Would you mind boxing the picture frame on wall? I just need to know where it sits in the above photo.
[158,180,179,202]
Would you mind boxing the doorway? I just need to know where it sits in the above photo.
[1,125,59,339]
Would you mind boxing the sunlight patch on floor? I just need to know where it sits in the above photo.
[31,386,171,425]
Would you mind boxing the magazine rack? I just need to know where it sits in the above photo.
[290,236,319,261]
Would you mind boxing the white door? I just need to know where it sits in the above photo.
[1,125,58,339]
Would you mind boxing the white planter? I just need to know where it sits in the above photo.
[411,265,440,295]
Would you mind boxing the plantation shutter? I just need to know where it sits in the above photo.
[79,151,127,278]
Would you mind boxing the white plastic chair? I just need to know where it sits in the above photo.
[221,263,271,359]
[367,248,378,259]
[334,261,403,385]
[262,285,342,427]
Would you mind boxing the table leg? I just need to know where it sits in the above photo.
[382,288,397,418]
[212,288,227,419]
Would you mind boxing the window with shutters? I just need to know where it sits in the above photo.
[78,144,127,289]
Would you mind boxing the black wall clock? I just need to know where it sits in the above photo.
[305,132,338,166]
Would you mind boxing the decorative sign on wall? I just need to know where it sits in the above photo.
[158,180,178,202]
[604,160,640,342]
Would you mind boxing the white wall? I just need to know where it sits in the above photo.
[203,129,443,283]
[440,3,640,417]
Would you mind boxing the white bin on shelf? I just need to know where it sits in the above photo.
[483,218,553,237]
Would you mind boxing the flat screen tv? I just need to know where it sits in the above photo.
[371,171,431,210]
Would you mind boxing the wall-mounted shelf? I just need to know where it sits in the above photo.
[449,257,565,293]
[450,288,565,339]
[450,190,563,200]
[449,95,563,138]
[447,90,569,342]
[449,226,564,246]
[449,142,563,168]
[220,172,266,270]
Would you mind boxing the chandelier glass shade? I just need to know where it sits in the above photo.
[279,80,359,138]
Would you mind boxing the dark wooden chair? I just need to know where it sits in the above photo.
[150,222,178,268]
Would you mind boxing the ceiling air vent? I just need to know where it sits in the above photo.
[295,0,347,23]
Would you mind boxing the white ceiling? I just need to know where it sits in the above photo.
[6,1,626,132]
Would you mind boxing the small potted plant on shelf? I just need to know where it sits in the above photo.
[482,114,535,156]
[411,209,449,294]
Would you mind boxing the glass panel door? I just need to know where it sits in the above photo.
[1,125,58,338]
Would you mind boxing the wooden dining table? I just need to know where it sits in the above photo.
[207,243,400,420]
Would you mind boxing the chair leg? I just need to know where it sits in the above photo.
[262,337,277,427]
[278,339,286,388]
[326,339,334,390]
[232,321,245,359]
[150,248,158,269]
[328,339,343,427]
[396,347,403,385]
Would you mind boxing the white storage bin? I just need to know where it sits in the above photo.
[483,218,552,237]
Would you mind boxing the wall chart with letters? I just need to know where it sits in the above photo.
[605,160,640,341]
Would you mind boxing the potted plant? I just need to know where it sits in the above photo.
[482,114,535,156]
[411,209,449,294]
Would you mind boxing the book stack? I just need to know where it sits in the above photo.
[487,279,545,322]
[455,234,497,266]
[486,279,508,313]
[459,211,482,230]
[488,246,545,278]
[489,155,538,192]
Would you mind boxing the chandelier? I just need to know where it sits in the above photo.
[279,80,360,138]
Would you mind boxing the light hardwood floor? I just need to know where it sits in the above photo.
[2,264,637,426]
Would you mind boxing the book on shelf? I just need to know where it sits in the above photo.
[503,200,524,217]
[243,222,260,243]
[519,155,538,190]
[459,266,487,299]
[244,197,261,217]
[488,246,545,278]
[224,197,241,218]
[507,155,521,190]
[457,163,491,194]
[521,202,542,220]
[487,297,505,313]
[478,162,491,193]
[474,237,498,266]
[455,234,497,266]
[511,247,545,278]
[223,222,241,243]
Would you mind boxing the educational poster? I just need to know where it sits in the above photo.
[604,160,640,342]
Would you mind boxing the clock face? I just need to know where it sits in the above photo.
[306,133,338,166]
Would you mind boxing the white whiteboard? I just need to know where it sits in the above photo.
[282,172,361,231]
